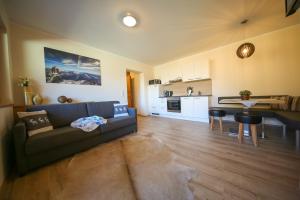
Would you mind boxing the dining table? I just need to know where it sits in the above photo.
[219,98,285,138]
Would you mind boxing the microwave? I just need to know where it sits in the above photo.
[149,79,161,85]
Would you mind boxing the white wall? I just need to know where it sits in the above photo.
[154,24,300,106]
[10,23,153,115]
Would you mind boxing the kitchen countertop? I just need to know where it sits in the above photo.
[159,95,212,98]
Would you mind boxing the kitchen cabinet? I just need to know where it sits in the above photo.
[181,59,210,82]
[194,60,210,80]
[156,66,171,85]
[148,91,209,122]
[158,98,167,114]
[148,85,160,114]
[193,97,209,119]
[168,62,182,81]
[155,59,210,84]
[148,84,168,115]
[181,97,194,117]
[181,96,209,121]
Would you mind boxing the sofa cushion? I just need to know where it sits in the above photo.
[100,116,136,133]
[86,101,119,118]
[25,126,100,155]
[27,103,88,128]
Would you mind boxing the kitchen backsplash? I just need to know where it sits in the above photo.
[159,79,212,96]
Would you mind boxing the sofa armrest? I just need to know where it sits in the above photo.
[13,121,28,175]
[128,108,137,132]
[128,108,137,119]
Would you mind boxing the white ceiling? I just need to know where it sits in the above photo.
[4,0,300,65]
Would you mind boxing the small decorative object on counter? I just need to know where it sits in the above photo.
[57,96,73,103]
[198,91,202,95]
[18,77,33,106]
[57,95,68,103]
[187,86,193,96]
[32,94,43,105]
[239,90,252,100]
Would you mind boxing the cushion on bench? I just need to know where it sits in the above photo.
[275,111,300,129]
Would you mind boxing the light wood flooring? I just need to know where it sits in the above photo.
[2,116,300,200]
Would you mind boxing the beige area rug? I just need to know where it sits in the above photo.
[121,134,196,200]
[8,135,195,200]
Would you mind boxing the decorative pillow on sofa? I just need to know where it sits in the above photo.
[17,110,53,137]
[270,96,291,111]
[114,104,129,118]
[291,96,300,112]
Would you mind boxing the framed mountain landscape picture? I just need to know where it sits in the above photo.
[44,47,101,85]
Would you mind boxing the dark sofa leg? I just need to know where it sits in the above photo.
[296,130,300,151]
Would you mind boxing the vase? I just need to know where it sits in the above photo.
[24,87,33,106]
[241,95,250,100]
[32,94,43,105]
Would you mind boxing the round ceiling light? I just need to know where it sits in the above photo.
[236,19,255,59]
[122,14,137,27]
[236,42,255,59]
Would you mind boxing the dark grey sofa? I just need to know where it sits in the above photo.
[13,101,137,175]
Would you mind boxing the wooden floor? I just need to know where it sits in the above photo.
[139,116,300,200]
[2,116,300,200]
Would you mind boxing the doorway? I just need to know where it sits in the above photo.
[126,71,135,108]
[126,70,147,116]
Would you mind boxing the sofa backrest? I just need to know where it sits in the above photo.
[291,96,300,112]
[86,101,119,119]
[26,103,88,128]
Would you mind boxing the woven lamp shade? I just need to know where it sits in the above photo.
[236,42,255,59]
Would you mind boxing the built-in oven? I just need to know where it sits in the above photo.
[167,97,181,113]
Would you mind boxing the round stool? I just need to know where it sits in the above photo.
[209,109,226,133]
[234,112,262,146]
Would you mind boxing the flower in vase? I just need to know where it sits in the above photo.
[18,77,31,87]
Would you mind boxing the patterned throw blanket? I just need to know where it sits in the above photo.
[71,116,107,132]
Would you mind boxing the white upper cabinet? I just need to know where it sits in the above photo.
[168,61,182,81]
[155,66,169,85]
[180,61,195,82]
[154,58,210,84]
[181,59,210,82]
[193,59,210,80]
